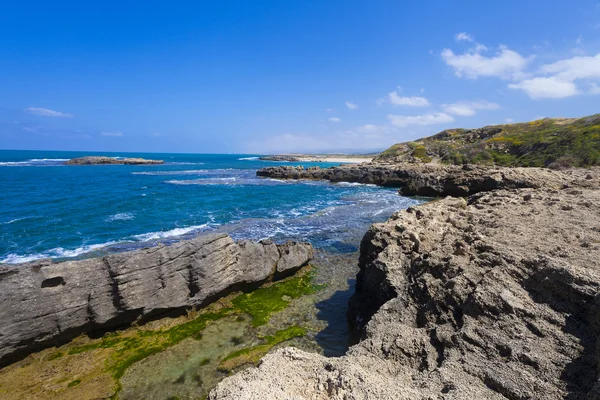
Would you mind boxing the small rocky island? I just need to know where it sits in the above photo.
[65,156,164,165]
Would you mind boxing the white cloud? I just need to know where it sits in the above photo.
[356,124,390,133]
[326,108,333,112]
[388,91,430,107]
[328,117,341,122]
[101,131,124,137]
[387,112,454,127]
[455,32,474,42]
[441,44,532,80]
[505,118,515,123]
[442,100,500,116]
[26,107,73,118]
[345,101,358,110]
[509,53,600,99]
[508,77,579,99]
[539,53,600,81]
[151,132,162,137]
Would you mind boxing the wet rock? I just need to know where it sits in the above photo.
[0,234,313,366]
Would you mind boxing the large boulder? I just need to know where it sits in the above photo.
[0,234,313,367]
[210,185,600,399]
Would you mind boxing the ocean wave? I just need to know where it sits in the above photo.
[132,168,239,176]
[237,156,259,160]
[0,158,68,166]
[335,182,377,187]
[0,241,119,264]
[27,158,69,162]
[105,213,135,222]
[0,217,30,225]
[166,162,205,165]
[132,224,210,241]
[165,177,240,185]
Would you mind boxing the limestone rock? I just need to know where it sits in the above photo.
[210,186,600,399]
[65,156,164,165]
[257,163,599,197]
[0,234,313,366]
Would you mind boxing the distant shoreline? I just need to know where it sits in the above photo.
[261,154,373,164]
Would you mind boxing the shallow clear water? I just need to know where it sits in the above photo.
[0,150,420,263]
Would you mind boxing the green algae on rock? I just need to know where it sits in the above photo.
[218,326,308,372]
[0,266,326,400]
[231,269,325,327]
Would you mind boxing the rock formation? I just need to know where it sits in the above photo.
[65,156,164,165]
[0,234,313,367]
[258,163,597,197]
[210,179,600,399]
[258,155,302,162]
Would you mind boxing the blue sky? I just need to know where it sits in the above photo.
[1,1,599,153]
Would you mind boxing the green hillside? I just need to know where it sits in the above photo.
[376,114,600,168]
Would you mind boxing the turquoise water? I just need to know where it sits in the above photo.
[0,150,419,264]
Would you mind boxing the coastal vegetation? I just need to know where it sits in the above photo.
[376,114,600,168]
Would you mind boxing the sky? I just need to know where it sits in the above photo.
[1,1,600,154]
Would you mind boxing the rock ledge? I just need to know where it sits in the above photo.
[0,234,313,367]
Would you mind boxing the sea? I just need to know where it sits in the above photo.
[0,150,420,264]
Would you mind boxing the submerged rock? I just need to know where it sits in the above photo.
[65,156,164,165]
[0,234,313,367]
[209,185,600,399]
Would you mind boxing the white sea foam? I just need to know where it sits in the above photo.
[132,224,209,241]
[105,213,135,222]
[0,241,119,264]
[27,158,69,162]
[0,217,29,225]
[166,177,237,185]
[237,156,259,160]
[132,168,238,176]
[335,181,376,187]
[167,162,205,165]
[0,158,68,166]
[0,161,30,166]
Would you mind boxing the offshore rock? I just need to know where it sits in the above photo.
[210,185,600,399]
[257,163,599,197]
[65,156,164,165]
[258,155,302,162]
[0,234,313,367]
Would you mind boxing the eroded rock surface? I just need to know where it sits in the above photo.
[257,163,599,197]
[65,156,164,165]
[0,234,313,367]
[210,185,600,399]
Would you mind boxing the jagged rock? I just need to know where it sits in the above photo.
[257,163,599,197]
[209,186,600,399]
[0,234,313,367]
[65,156,164,165]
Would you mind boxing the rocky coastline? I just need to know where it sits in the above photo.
[210,166,600,399]
[0,234,312,367]
[258,155,302,162]
[257,162,597,196]
[65,156,164,165]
